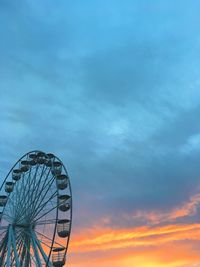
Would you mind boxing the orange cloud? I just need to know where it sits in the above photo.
[65,190,200,266]
[127,191,200,225]
[67,222,200,266]
[71,223,200,252]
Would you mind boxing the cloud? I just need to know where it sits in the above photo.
[69,221,200,266]
[1,0,200,220]
[68,189,200,266]
[122,190,200,226]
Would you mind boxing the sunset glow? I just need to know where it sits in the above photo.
[69,223,200,266]
[68,190,200,267]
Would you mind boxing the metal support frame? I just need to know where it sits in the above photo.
[30,230,43,267]
[0,233,7,266]
[10,226,20,267]
[32,230,53,267]
[5,225,20,267]
[6,225,11,267]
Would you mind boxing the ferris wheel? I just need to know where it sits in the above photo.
[0,151,72,266]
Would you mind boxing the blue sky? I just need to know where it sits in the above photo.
[1,0,200,240]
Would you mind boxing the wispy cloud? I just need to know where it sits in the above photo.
[69,190,200,266]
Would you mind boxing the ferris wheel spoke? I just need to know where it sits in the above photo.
[4,193,16,215]
[33,167,51,206]
[5,196,21,221]
[15,165,42,222]
[31,230,53,267]
[29,165,41,205]
[15,234,23,253]
[17,244,24,262]
[3,210,15,220]
[30,172,55,219]
[13,165,39,222]
[15,228,25,247]
[15,168,52,225]
[34,237,52,249]
[36,219,57,225]
[19,191,57,225]
[17,167,53,224]
[18,167,32,206]
[36,190,58,212]
[35,202,58,216]
[0,236,6,248]
[17,168,37,217]
[0,226,8,232]
[0,231,7,253]
[31,184,57,219]
[13,170,32,219]
[25,166,41,203]
[4,205,15,223]
[33,192,58,222]
[2,196,14,221]
[35,230,64,248]
[29,165,47,210]
[29,173,54,217]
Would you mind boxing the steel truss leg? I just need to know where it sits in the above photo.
[6,225,11,267]
[30,230,43,267]
[32,230,53,267]
[10,226,20,267]
[0,233,7,266]
[5,225,20,267]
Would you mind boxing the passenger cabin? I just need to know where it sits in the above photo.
[5,182,14,193]
[56,175,68,190]
[36,152,46,164]
[12,169,21,181]
[57,219,70,238]
[21,160,29,172]
[0,196,7,206]
[58,195,70,212]
[45,153,55,167]
[52,162,62,175]
[52,248,66,267]
[29,153,37,166]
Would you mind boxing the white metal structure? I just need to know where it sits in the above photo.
[0,151,72,266]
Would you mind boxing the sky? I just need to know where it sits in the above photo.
[1,1,200,266]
